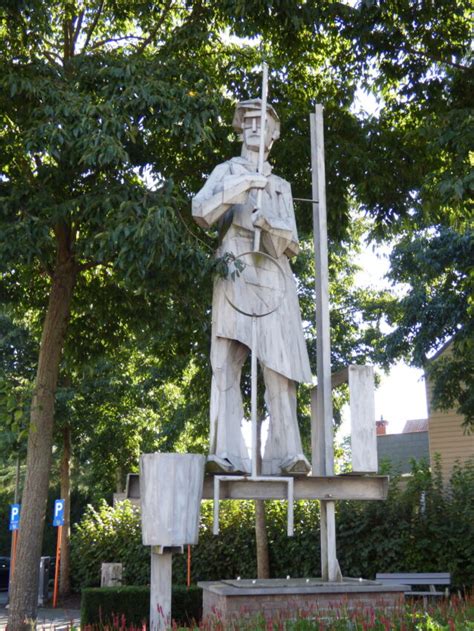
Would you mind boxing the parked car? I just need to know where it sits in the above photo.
[0,556,55,593]
[0,557,10,591]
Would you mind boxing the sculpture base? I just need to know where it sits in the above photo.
[198,578,405,624]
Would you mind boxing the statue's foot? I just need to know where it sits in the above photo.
[281,454,311,475]
[206,455,249,475]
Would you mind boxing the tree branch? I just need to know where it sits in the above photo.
[43,50,62,66]
[53,221,78,273]
[396,22,471,73]
[78,260,101,271]
[136,0,174,54]
[63,16,71,61]
[82,0,104,53]
[411,46,471,72]
[72,9,85,54]
[89,34,144,50]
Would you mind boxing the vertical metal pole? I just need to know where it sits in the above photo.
[287,478,294,537]
[251,315,258,478]
[213,476,220,535]
[8,454,21,600]
[310,105,334,476]
[150,550,172,631]
[53,525,62,608]
[10,530,18,581]
[14,456,20,504]
[187,545,191,589]
[310,105,342,582]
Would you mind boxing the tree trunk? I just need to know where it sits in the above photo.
[255,499,270,579]
[59,423,71,596]
[8,255,76,631]
[255,415,270,579]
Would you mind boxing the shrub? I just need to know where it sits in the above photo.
[81,585,202,627]
[81,586,149,626]
[71,458,474,592]
[71,500,149,589]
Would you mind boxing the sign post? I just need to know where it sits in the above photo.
[9,504,20,586]
[52,499,65,608]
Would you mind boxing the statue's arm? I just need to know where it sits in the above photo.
[253,179,300,258]
[192,163,266,230]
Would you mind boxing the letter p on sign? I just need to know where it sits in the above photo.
[9,504,20,531]
[53,499,65,527]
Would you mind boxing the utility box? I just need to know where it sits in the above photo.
[139,453,205,550]
[38,556,50,606]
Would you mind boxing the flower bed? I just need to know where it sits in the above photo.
[79,594,473,630]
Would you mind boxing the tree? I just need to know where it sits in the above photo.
[383,227,473,429]
[0,2,224,625]
[0,3,387,621]
[336,1,473,425]
[2,1,472,625]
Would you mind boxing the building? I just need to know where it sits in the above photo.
[425,344,474,485]
[376,417,430,474]
[375,340,474,484]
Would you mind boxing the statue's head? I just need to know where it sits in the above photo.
[232,99,280,154]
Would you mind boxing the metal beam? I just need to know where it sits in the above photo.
[310,105,334,476]
[127,473,389,503]
[202,475,388,501]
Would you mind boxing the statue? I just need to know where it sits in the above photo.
[192,99,312,476]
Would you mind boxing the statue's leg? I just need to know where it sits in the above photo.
[208,337,250,474]
[261,366,310,475]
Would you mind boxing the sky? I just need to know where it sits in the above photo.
[337,242,428,439]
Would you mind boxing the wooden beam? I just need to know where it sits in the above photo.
[202,474,388,501]
[127,473,389,503]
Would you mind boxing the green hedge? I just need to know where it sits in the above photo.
[71,500,149,588]
[81,585,202,626]
[72,457,474,592]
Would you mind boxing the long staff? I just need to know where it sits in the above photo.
[253,62,268,253]
[251,62,269,478]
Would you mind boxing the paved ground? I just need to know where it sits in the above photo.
[0,592,80,630]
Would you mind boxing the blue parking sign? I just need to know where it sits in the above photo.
[53,499,65,527]
[9,504,20,531]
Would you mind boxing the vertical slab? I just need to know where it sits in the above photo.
[310,106,334,477]
[310,387,325,476]
[349,366,378,473]
[310,105,341,582]
[150,551,172,631]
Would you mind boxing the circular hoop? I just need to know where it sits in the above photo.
[224,250,287,318]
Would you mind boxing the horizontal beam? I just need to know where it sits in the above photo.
[202,475,388,501]
[125,472,389,503]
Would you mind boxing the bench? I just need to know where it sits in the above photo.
[376,573,450,606]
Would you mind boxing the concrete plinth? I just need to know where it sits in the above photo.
[199,578,405,624]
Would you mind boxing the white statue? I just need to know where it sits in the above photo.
[192,99,312,475]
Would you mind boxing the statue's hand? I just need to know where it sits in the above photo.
[241,173,267,191]
[221,173,267,207]
[252,211,265,228]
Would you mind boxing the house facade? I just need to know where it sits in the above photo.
[425,374,474,485]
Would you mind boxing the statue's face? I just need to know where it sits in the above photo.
[242,112,277,153]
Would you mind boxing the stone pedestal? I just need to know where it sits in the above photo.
[101,563,123,587]
[199,578,405,624]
